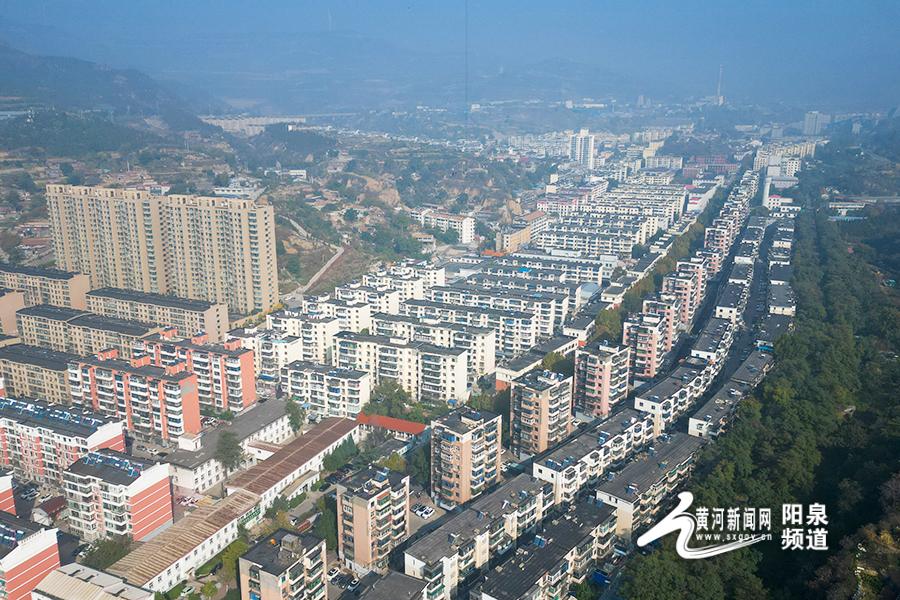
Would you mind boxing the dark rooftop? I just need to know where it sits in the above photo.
[0,396,116,438]
[88,287,220,311]
[596,433,703,499]
[0,262,81,281]
[68,449,156,486]
[0,343,78,371]
[241,529,323,576]
[357,571,427,600]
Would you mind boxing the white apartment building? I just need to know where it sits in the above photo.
[229,327,303,386]
[301,297,372,333]
[334,283,402,315]
[266,311,340,363]
[333,332,468,404]
[409,209,475,244]
[281,361,371,420]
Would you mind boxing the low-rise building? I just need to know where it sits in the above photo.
[0,263,91,309]
[430,409,502,508]
[238,529,327,600]
[510,370,573,459]
[0,396,124,485]
[229,327,303,387]
[0,290,25,335]
[595,433,704,539]
[32,564,153,600]
[337,467,410,574]
[64,450,173,542]
[86,287,229,342]
[768,284,796,316]
[634,357,715,435]
[266,311,340,364]
[282,361,371,421]
[409,209,475,244]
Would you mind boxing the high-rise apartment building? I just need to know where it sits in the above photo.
[64,450,173,542]
[430,409,502,508]
[568,129,595,170]
[281,361,371,421]
[510,370,574,459]
[802,111,830,136]
[238,530,327,600]
[574,341,630,417]
[622,313,667,382]
[46,185,278,315]
[336,467,410,574]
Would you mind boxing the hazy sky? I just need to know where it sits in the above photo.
[1,0,898,109]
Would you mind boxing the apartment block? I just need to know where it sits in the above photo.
[135,331,257,414]
[635,357,716,435]
[69,351,201,441]
[0,396,125,485]
[86,287,229,342]
[301,297,372,333]
[0,263,91,310]
[596,433,703,539]
[0,290,25,335]
[641,293,683,352]
[334,283,402,315]
[46,185,278,315]
[622,313,667,382]
[0,512,60,600]
[336,467,410,574]
[0,470,14,515]
[471,502,616,600]
[409,208,475,244]
[401,300,538,358]
[362,270,426,302]
[64,450,173,542]
[334,332,468,404]
[229,327,302,387]
[16,305,166,359]
[238,530,327,600]
[661,269,700,326]
[370,312,496,383]
[404,475,554,600]
[574,341,630,418]
[281,361,371,421]
[532,409,654,505]
[267,311,340,364]
[510,370,573,459]
[430,409,502,508]
[0,344,76,405]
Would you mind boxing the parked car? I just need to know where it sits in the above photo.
[327,567,340,579]
[348,578,360,592]
[420,507,435,519]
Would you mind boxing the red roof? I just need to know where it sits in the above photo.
[356,413,426,435]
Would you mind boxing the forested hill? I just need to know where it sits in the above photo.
[620,142,900,600]
[0,42,206,131]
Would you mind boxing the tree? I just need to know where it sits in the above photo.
[542,351,574,377]
[200,581,217,599]
[380,452,406,472]
[215,430,244,472]
[285,396,305,432]
[313,496,338,550]
[407,443,431,488]
[322,438,358,471]
[218,538,250,586]
[344,208,359,221]
[82,535,132,569]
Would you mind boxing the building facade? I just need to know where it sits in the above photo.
[509,370,573,459]
[430,409,502,508]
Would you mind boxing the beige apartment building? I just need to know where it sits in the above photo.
[0,263,91,309]
[336,467,410,574]
[0,289,25,335]
[16,305,166,359]
[238,530,327,600]
[0,343,75,405]
[87,287,229,342]
[510,369,574,459]
[430,408,502,508]
[46,185,278,315]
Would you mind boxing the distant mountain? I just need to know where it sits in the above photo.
[0,42,208,131]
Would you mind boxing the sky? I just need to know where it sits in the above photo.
[1,0,898,110]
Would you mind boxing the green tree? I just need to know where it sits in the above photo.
[218,538,249,586]
[541,351,574,377]
[380,452,406,472]
[313,496,338,550]
[82,535,132,569]
[407,443,431,488]
[344,208,359,221]
[200,581,217,599]
[285,396,305,432]
[215,430,244,472]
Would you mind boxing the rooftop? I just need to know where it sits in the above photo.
[0,396,116,438]
[731,352,774,386]
[227,418,358,495]
[537,409,650,471]
[0,262,81,281]
[356,413,427,436]
[67,449,156,486]
[88,287,219,312]
[756,314,794,344]
[768,284,796,307]
[283,360,368,380]
[108,490,261,587]
[34,563,152,600]
[0,510,45,560]
[432,407,499,435]
[241,529,323,576]
[18,305,160,336]
[0,342,78,371]
[513,369,571,392]
[595,433,703,499]
[356,571,427,600]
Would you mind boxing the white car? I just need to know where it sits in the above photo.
[419,507,435,519]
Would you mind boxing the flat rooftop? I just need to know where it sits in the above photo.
[716,282,745,309]
[241,529,322,576]
[537,408,649,471]
[768,284,795,307]
[756,314,794,344]
[403,298,534,321]
[731,352,774,386]
[0,342,78,371]
[357,571,427,600]
[513,369,570,392]
[0,510,46,560]
[68,449,156,486]
[596,433,703,499]
[283,360,368,380]
[34,564,152,600]
[0,262,80,280]
[432,407,498,435]
[0,396,116,438]
[88,287,219,311]
[693,318,733,353]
